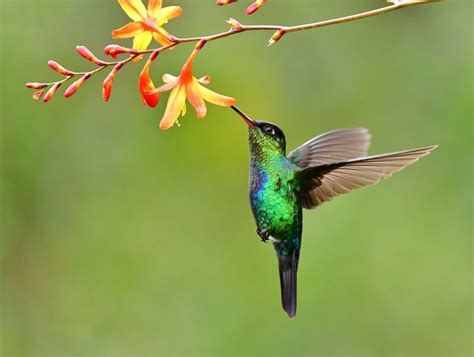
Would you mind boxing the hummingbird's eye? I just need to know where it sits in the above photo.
[263,126,275,136]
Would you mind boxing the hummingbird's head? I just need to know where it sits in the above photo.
[231,106,286,155]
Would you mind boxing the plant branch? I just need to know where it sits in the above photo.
[27,1,438,102]
[171,2,433,45]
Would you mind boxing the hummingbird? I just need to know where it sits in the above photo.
[230,106,437,318]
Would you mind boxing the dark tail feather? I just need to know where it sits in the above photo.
[277,249,298,318]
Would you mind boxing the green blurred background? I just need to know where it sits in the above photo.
[1,0,472,355]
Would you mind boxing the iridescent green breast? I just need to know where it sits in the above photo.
[249,158,301,240]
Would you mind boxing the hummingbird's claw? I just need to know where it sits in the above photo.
[257,228,270,243]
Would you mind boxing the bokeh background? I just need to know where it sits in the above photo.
[1,0,472,355]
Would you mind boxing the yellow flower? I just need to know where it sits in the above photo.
[155,43,236,130]
[112,0,182,51]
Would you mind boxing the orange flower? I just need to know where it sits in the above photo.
[112,0,182,51]
[155,42,236,130]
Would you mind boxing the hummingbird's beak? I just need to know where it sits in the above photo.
[231,105,255,128]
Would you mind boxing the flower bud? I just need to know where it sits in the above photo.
[246,0,267,15]
[64,73,91,98]
[104,44,137,59]
[43,82,62,103]
[48,61,75,76]
[267,29,285,46]
[102,63,124,101]
[216,0,238,5]
[25,82,47,89]
[76,45,107,66]
[32,90,45,100]
[103,73,114,102]
[139,52,160,107]
[226,18,243,31]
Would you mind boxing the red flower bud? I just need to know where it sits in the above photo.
[139,51,160,107]
[26,82,47,89]
[216,0,238,5]
[32,90,45,100]
[48,61,75,76]
[76,45,107,66]
[246,0,267,15]
[43,82,62,103]
[64,73,91,98]
[102,63,124,101]
[104,45,137,59]
[103,74,114,102]
[267,29,285,46]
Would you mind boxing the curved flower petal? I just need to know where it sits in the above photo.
[156,6,183,26]
[156,77,178,93]
[147,0,162,18]
[112,21,146,39]
[152,29,173,46]
[186,81,207,118]
[198,75,211,85]
[198,84,236,106]
[133,31,153,51]
[117,0,147,21]
[160,85,186,130]
[162,74,178,83]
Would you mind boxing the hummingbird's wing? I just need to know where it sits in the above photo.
[295,146,437,209]
[287,128,371,168]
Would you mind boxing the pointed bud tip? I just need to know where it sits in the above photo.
[43,82,62,103]
[103,74,113,101]
[226,18,242,30]
[104,44,137,59]
[32,90,44,100]
[64,74,90,98]
[245,0,267,14]
[48,60,75,76]
[77,45,106,66]
[267,29,285,46]
[26,82,47,89]
[216,0,238,5]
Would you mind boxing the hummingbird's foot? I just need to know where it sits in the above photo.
[257,228,270,243]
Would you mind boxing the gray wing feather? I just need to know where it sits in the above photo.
[287,128,371,167]
[298,146,437,209]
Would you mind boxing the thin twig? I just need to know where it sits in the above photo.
[168,2,427,45]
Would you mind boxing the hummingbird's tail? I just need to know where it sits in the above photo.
[275,243,299,319]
